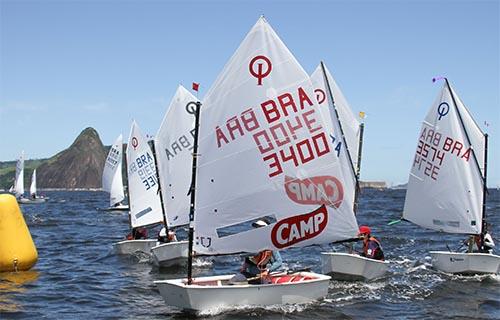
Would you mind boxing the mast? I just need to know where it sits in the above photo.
[320,61,360,212]
[480,134,488,245]
[444,78,485,190]
[186,100,202,285]
[123,145,133,234]
[353,123,364,214]
[150,141,169,235]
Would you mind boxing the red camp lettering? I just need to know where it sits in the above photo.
[284,175,344,208]
[271,205,328,249]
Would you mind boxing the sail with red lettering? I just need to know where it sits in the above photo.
[193,17,359,255]
[310,62,361,214]
[102,134,125,207]
[154,85,195,228]
[126,121,164,228]
[403,82,486,234]
[311,63,361,171]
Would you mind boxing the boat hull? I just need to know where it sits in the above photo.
[320,252,388,281]
[103,204,129,211]
[430,251,500,274]
[151,240,189,267]
[154,272,330,312]
[18,197,46,204]
[113,239,158,255]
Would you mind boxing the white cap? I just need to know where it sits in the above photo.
[159,227,166,237]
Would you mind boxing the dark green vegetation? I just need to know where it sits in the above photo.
[0,159,46,190]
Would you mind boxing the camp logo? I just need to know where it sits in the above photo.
[271,205,328,249]
[284,175,344,208]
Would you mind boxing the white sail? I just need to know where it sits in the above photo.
[403,82,485,234]
[126,121,164,228]
[102,134,126,207]
[154,85,195,228]
[193,17,359,255]
[14,151,25,197]
[30,169,37,196]
[311,63,361,170]
[310,63,360,213]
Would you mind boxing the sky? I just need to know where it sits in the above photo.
[0,0,499,186]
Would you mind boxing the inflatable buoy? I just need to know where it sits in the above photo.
[0,194,38,272]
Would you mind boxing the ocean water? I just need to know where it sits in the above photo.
[1,189,499,319]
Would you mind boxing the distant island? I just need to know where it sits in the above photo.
[359,181,387,189]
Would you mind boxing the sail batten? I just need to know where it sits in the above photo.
[403,82,485,234]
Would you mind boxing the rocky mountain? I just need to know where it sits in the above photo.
[36,127,107,189]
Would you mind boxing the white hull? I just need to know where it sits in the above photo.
[154,272,330,312]
[320,252,389,281]
[151,240,189,267]
[103,204,129,211]
[18,197,46,204]
[430,251,500,275]
[113,239,158,255]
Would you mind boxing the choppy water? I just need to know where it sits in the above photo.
[1,189,499,319]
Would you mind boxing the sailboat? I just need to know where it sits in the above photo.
[402,78,500,274]
[313,62,389,281]
[27,169,46,203]
[155,17,360,312]
[113,121,164,255]
[149,86,195,267]
[13,151,25,200]
[101,134,129,211]
[14,152,44,204]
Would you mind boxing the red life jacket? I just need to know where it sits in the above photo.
[363,236,384,260]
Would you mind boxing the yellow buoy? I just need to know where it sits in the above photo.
[0,194,38,272]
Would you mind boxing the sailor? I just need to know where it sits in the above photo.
[358,225,385,261]
[157,226,177,243]
[471,232,495,254]
[231,219,282,284]
[126,227,148,240]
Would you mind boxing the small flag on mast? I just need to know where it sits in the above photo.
[359,111,366,119]
[192,82,200,92]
